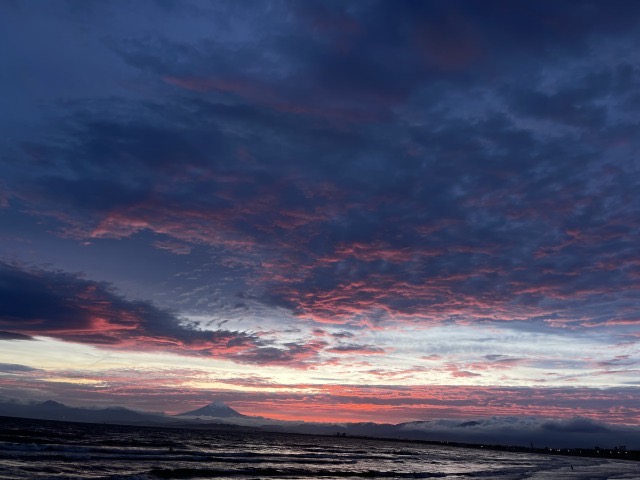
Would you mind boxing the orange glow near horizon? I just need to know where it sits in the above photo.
[224,399,640,425]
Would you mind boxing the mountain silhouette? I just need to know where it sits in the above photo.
[0,399,164,424]
[176,400,245,418]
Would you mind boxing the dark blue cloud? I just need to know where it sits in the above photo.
[1,0,639,336]
[0,331,35,341]
[0,262,260,355]
[541,417,610,434]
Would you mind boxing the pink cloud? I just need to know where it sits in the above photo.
[421,354,442,361]
[443,363,482,378]
[0,262,268,362]
[152,239,192,255]
[4,364,639,425]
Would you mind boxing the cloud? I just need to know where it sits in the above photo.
[0,331,35,341]
[0,262,376,369]
[443,364,483,378]
[1,0,640,398]
[0,262,261,359]
[0,363,41,373]
[153,240,193,255]
[541,417,610,434]
[6,9,640,336]
[421,354,442,361]
[326,343,386,355]
[400,415,640,449]
[0,358,638,429]
[230,339,330,369]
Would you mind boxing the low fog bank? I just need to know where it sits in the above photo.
[195,413,639,450]
[396,416,639,450]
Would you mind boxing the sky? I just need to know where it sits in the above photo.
[1,0,639,427]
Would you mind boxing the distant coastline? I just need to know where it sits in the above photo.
[320,431,640,463]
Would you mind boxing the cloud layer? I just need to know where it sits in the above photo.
[2,1,639,334]
[0,262,259,357]
[0,0,639,426]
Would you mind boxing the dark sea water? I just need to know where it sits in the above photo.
[1,416,638,480]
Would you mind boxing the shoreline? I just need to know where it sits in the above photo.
[2,414,638,463]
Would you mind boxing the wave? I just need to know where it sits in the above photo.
[147,466,450,479]
[3,418,639,480]
[0,440,407,463]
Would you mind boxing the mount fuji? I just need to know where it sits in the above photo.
[176,400,246,418]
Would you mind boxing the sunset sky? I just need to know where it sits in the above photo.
[1,0,639,425]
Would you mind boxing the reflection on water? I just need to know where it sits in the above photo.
[0,416,637,479]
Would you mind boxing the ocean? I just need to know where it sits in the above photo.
[0,416,638,479]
